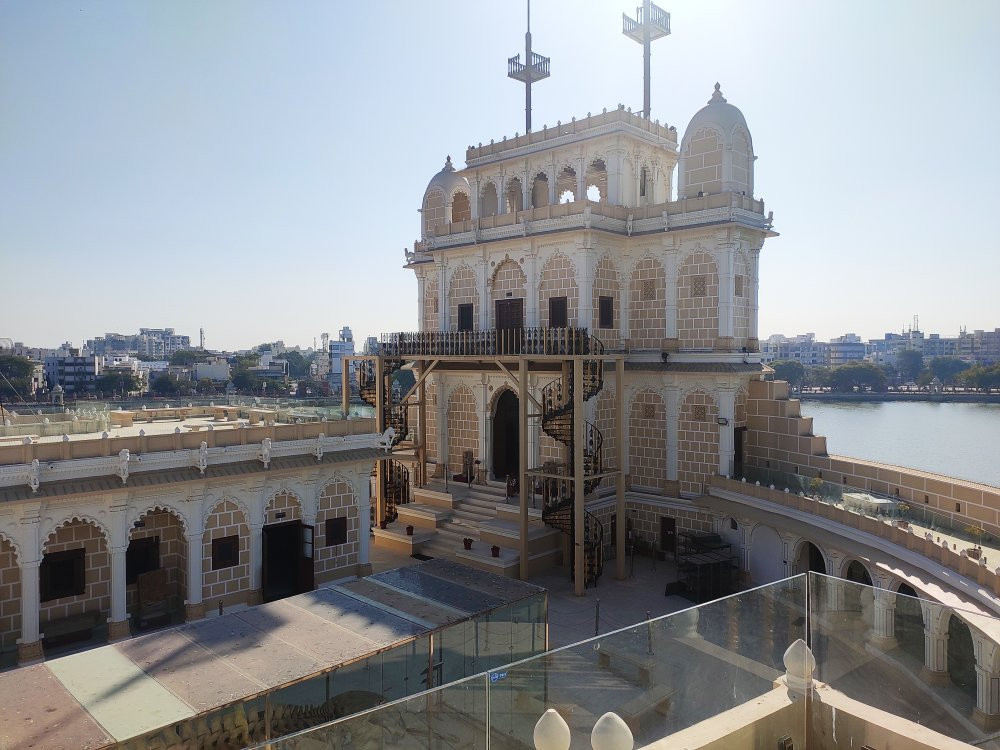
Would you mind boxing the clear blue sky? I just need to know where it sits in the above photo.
[2,1,998,351]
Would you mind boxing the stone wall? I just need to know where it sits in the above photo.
[678,390,720,495]
[315,479,359,583]
[448,264,478,331]
[538,253,578,327]
[40,521,110,626]
[422,275,438,332]
[202,500,250,606]
[126,510,186,614]
[678,251,719,350]
[265,491,302,526]
[681,127,723,197]
[629,390,667,493]
[733,253,750,347]
[745,378,1000,537]
[447,385,479,474]
[0,536,20,651]
[489,258,526,327]
[592,255,620,343]
[628,257,666,349]
[595,386,617,472]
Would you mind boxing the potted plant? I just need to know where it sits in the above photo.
[379,518,388,530]
[463,537,473,550]
[491,545,501,558]
[406,525,414,536]
[895,502,910,529]
[808,476,824,499]
[966,523,985,558]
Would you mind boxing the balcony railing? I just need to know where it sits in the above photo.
[376,327,595,358]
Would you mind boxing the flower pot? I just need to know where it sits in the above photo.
[968,547,982,560]
[463,538,473,550]
[406,525,414,536]
[491,545,501,558]
[379,520,388,530]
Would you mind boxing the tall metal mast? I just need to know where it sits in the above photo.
[508,0,550,133]
[622,1,671,119]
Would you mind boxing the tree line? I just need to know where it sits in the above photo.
[771,355,1000,393]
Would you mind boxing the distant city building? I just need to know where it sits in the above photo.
[85,327,192,358]
[194,358,232,383]
[760,333,828,366]
[43,349,99,394]
[329,327,356,387]
[828,333,866,366]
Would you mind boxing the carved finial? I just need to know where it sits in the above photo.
[443,155,455,172]
[533,709,570,750]
[783,638,816,693]
[709,82,727,104]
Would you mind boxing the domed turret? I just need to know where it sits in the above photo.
[677,84,755,199]
[421,156,472,238]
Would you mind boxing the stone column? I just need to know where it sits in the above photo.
[435,376,448,477]
[717,245,735,348]
[479,378,489,475]
[352,472,373,577]
[870,587,898,651]
[497,176,506,215]
[437,260,448,331]
[547,167,557,206]
[664,386,679,482]
[17,508,43,664]
[416,272,426,332]
[620,262,631,346]
[576,248,595,329]
[607,148,623,205]
[470,177,480,220]
[974,639,1000,731]
[185,532,205,621]
[107,503,130,641]
[920,603,950,686]
[525,252,539,328]
[664,251,678,346]
[478,259,490,330]
[716,387,736,477]
[248,521,263,605]
[748,249,761,350]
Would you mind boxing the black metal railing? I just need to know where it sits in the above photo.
[357,359,406,447]
[376,327,593,358]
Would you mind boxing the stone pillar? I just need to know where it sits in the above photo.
[920,604,950,686]
[470,177,480,220]
[416,272,426,332]
[522,173,531,210]
[607,148,623,205]
[748,249,760,350]
[664,251,678,345]
[17,559,42,664]
[974,639,1000,731]
[107,503,130,641]
[352,472,373,577]
[248,521,263,605]
[478,259,490,331]
[437,260,447,331]
[577,248,595,329]
[436,377,448,476]
[664,386,679,482]
[576,159,586,201]
[185,533,205,621]
[620,263,631,346]
[525,252,539,328]
[870,587,898,651]
[717,245,735,348]
[479,379,489,475]
[548,167,557,206]
[717,388,736,477]
[497,177,505,215]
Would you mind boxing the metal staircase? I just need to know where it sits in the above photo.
[358,358,409,525]
[539,333,606,587]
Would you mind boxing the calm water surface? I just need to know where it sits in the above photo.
[797,400,1000,488]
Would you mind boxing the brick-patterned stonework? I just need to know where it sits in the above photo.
[677,251,719,351]
[264,491,302,526]
[447,385,479,474]
[745,378,1000,536]
[448,264,479,331]
[127,510,186,614]
[629,390,667,493]
[202,501,250,606]
[424,380,437,462]
[733,253,750,347]
[489,258,526,326]
[0,536,20,651]
[40,521,110,626]
[538,253,578,327]
[592,256,620,343]
[627,500,714,550]
[423,188,445,236]
[628,257,666,349]
[316,479,359,583]
[732,131,753,191]
[682,127,723,197]
[422,275,438,331]
[595,386,617,471]
[678,390,719,496]
[735,389,748,428]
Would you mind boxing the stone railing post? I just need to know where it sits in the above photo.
[783,638,816,695]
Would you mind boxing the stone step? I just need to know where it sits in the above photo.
[452,508,494,523]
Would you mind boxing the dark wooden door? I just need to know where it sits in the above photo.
[660,516,677,558]
[298,523,315,594]
[495,298,524,354]
[734,427,747,478]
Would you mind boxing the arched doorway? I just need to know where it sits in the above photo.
[948,615,976,698]
[843,559,872,612]
[795,541,826,575]
[895,583,924,661]
[492,390,519,481]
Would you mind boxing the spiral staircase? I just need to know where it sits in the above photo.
[358,358,410,524]
[539,334,606,587]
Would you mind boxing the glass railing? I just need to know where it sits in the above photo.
[255,577,810,749]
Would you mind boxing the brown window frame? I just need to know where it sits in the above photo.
[211,535,240,571]
[325,517,348,546]
[598,296,613,328]
[40,548,86,602]
[549,296,568,328]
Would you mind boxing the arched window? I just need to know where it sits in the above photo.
[480,183,498,218]
[531,172,549,208]
[452,191,471,222]
[506,178,523,213]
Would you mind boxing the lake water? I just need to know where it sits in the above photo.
[796,400,1000,488]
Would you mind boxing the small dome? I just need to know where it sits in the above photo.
[52,384,64,393]
[682,83,751,146]
[424,156,470,199]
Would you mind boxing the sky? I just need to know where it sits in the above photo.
[2,0,999,351]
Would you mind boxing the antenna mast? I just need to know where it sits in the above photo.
[508,0,550,133]
[622,1,671,119]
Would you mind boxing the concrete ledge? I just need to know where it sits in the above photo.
[495,505,544,523]
[455,545,520,577]
[478,519,563,555]
[396,503,451,529]
[413,487,455,510]
[373,526,435,555]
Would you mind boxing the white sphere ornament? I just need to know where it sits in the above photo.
[533,709,570,750]
[591,712,633,750]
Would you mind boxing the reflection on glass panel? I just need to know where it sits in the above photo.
[809,572,1000,749]
[263,675,489,750]
[330,656,380,699]
[489,577,807,748]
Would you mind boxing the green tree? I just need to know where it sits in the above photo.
[231,371,260,392]
[284,350,314,379]
[95,372,139,397]
[895,349,924,383]
[0,355,34,399]
[770,359,806,389]
[830,361,887,392]
[169,349,211,367]
[805,366,833,390]
[151,373,180,396]
[197,378,218,394]
[928,357,970,387]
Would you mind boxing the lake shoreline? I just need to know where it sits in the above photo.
[795,392,1000,404]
